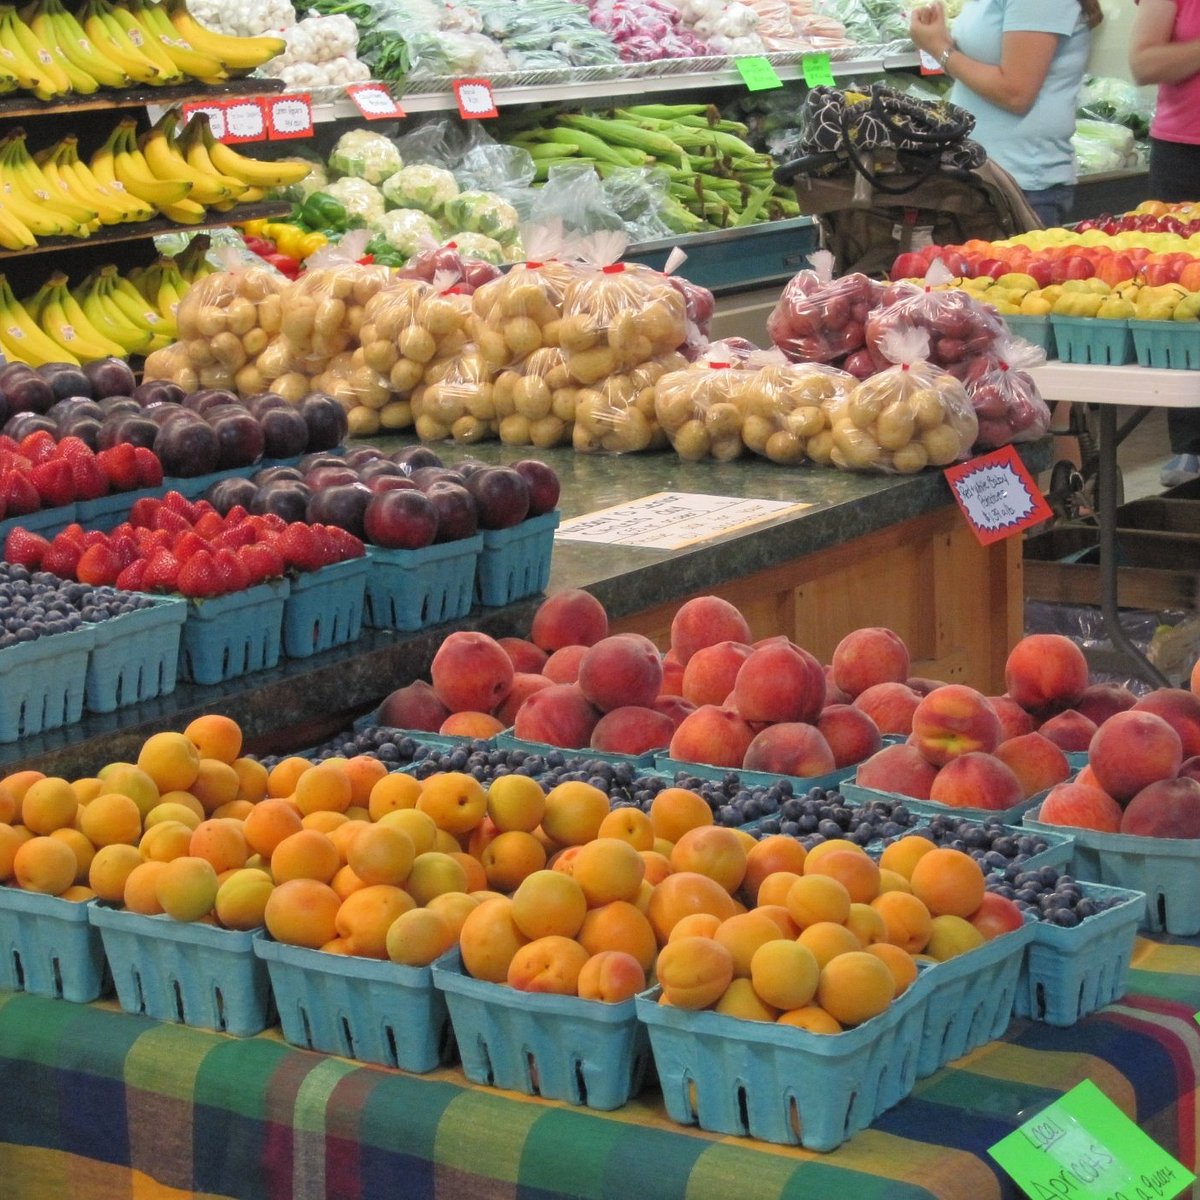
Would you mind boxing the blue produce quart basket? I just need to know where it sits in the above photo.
[254,937,454,1074]
[85,595,188,714]
[841,776,1040,827]
[655,756,857,799]
[497,727,661,769]
[635,978,928,1151]
[909,923,1033,1078]
[431,950,650,1110]
[281,557,369,659]
[363,535,482,632]
[885,817,1076,876]
[1050,316,1134,365]
[1023,804,1200,935]
[164,466,259,500]
[1002,314,1056,357]
[0,624,94,743]
[475,510,560,607]
[0,887,107,1003]
[1014,882,1144,1027]
[178,579,290,686]
[0,503,77,546]
[88,906,272,1037]
[1129,319,1200,370]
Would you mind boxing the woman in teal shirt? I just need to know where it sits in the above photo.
[909,0,1103,226]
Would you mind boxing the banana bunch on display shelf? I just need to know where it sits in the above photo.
[0,0,284,100]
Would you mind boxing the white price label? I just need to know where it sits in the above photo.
[268,94,313,139]
[182,103,227,141]
[346,83,404,119]
[224,100,266,142]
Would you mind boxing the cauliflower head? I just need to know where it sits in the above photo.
[373,208,443,258]
[443,231,505,265]
[381,164,460,216]
[323,177,386,226]
[328,129,403,185]
[443,190,520,245]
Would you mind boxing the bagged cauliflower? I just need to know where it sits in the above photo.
[373,209,443,259]
[381,164,460,216]
[329,130,404,185]
[443,190,521,246]
[324,177,386,228]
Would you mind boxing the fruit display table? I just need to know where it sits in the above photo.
[0,930,1196,1200]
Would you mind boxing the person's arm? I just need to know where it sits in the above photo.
[908,0,1059,115]
[1129,0,1200,86]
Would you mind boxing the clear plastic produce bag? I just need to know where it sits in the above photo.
[959,336,1051,450]
[766,263,884,375]
[411,346,499,443]
[572,351,688,453]
[472,260,582,370]
[493,346,577,447]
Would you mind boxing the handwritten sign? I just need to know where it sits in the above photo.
[555,492,812,551]
[989,1080,1193,1200]
[736,56,783,91]
[266,93,313,140]
[801,53,835,87]
[180,102,227,142]
[223,98,268,144]
[453,78,498,119]
[346,82,405,119]
[943,444,1052,545]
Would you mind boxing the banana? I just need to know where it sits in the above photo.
[0,273,80,366]
[33,275,125,361]
[130,0,225,82]
[205,131,312,190]
[101,120,194,210]
[0,57,19,92]
[56,139,155,222]
[23,0,108,92]
[0,199,35,249]
[157,197,206,224]
[55,0,162,85]
[164,0,283,71]
[75,271,153,354]
[36,143,133,226]
[140,111,235,206]
[0,5,65,97]
[156,264,186,321]
[105,266,174,336]
[0,139,74,236]
[2,2,71,93]
[176,114,248,200]
[87,0,181,83]
[53,273,129,357]
[2,132,98,230]
[39,0,133,88]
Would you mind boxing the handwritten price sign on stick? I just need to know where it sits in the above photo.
[346,83,405,119]
[944,444,1051,545]
[266,93,313,140]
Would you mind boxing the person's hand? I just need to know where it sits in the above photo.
[909,1,950,55]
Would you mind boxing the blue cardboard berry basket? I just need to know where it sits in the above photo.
[1002,313,1056,357]
[0,502,77,546]
[84,595,188,714]
[254,937,455,1074]
[281,557,369,659]
[635,974,929,1151]
[0,624,94,743]
[88,906,272,1037]
[363,535,483,632]
[431,949,650,1110]
[655,756,859,803]
[1050,316,1134,366]
[1014,882,1144,1027]
[74,487,168,533]
[1129,319,1200,371]
[177,579,290,686]
[475,510,560,607]
[840,776,1042,827]
[164,465,261,500]
[0,887,108,1003]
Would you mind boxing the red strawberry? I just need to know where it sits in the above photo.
[193,511,225,541]
[129,497,162,528]
[192,499,216,518]
[309,525,339,569]
[132,447,163,488]
[172,530,208,561]
[115,559,149,591]
[0,435,19,454]
[96,444,140,492]
[225,504,250,525]
[161,491,199,522]
[41,538,82,580]
[330,526,365,562]
[108,533,139,569]
[4,528,49,568]
[213,522,256,551]
[55,436,94,464]
[176,549,221,599]
[75,543,122,586]
[19,431,57,465]
[238,541,284,584]
[135,528,171,555]
[56,523,87,549]
[69,454,109,502]
[108,522,135,540]
[81,530,109,549]
[141,549,182,592]
[276,523,322,572]
[0,470,42,516]
[30,459,75,508]
[153,507,192,536]
[212,547,251,593]
[256,512,287,534]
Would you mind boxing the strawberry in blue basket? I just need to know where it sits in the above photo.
[30,458,75,508]
[212,548,251,594]
[96,443,141,493]
[275,523,323,573]
[177,550,221,599]
[238,541,285,585]
[75,543,122,587]
[115,559,147,591]
[0,470,40,516]
[142,549,182,592]
[41,536,82,579]
[4,527,48,568]
[19,430,56,466]
[133,447,163,488]
[153,506,192,536]
[128,497,161,528]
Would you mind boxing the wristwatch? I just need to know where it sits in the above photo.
[938,44,955,69]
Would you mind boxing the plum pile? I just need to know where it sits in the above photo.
[893,814,1058,876]
[0,562,155,648]
[987,865,1127,928]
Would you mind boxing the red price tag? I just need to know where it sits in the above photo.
[180,101,227,141]
[944,445,1052,545]
[453,78,498,119]
[918,48,945,76]
[346,82,405,119]
[223,98,268,143]
[266,93,314,140]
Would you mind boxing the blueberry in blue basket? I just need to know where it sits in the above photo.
[0,561,154,646]
[987,867,1121,927]
[880,813,1055,876]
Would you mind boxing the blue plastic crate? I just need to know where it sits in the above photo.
[363,535,482,632]
[88,906,272,1036]
[432,949,650,1110]
[1050,316,1134,365]
[1002,314,1056,357]
[85,596,188,714]
[1129,319,1200,370]
[841,776,1041,827]
[475,510,560,607]
[254,937,454,1073]
[497,727,660,768]
[281,557,369,659]
[0,503,77,546]
[1014,882,1144,1026]
[178,579,290,686]
[635,974,929,1151]
[0,888,108,1003]
[0,624,94,743]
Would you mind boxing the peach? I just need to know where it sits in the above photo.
[1180,755,1200,785]
[652,695,696,728]
[376,680,449,733]
[439,712,505,739]
[823,667,851,706]
[1133,689,1200,759]
[430,631,514,714]
[659,649,685,698]
[1075,683,1138,726]
[910,685,1001,766]
[497,637,548,674]
[1037,782,1122,833]
[494,672,554,726]
[531,589,609,652]
[1120,776,1200,838]
[853,681,923,735]
[993,733,1071,800]
[968,892,1025,941]
[1089,710,1183,804]
[928,752,1023,811]
[542,645,588,685]
[512,683,601,749]
[1004,633,1089,713]
[987,696,1036,742]
[670,595,751,665]
[855,742,938,800]
[1036,709,1097,753]
[668,705,756,769]
[589,706,675,756]
[1193,656,1200,697]
[830,627,910,699]
[682,641,754,708]
[906,677,949,697]
[577,635,664,712]
[742,723,835,778]
[732,641,825,724]
[655,935,735,1009]
[816,705,882,768]
[507,935,591,995]
[577,950,646,1003]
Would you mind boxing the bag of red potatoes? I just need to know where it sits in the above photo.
[959,336,1051,450]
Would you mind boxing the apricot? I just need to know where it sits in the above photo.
[137,732,201,793]
[714,977,778,1022]
[214,868,274,931]
[804,849,880,904]
[479,830,547,891]
[184,714,243,764]
[123,859,168,914]
[88,843,143,902]
[742,835,808,903]
[870,889,934,953]
[13,835,76,895]
[656,935,735,1009]
[669,825,747,893]
[577,950,646,1002]
[335,884,415,958]
[910,848,985,919]
[816,950,894,1026]
[405,851,469,905]
[156,855,219,922]
[646,870,738,944]
[188,818,249,874]
[264,878,341,948]
[713,911,787,977]
[49,827,94,883]
[459,895,529,982]
[541,779,609,846]
[385,907,456,966]
[865,942,918,997]
[924,913,985,961]
[347,823,415,887]
[271,829,340,884]
[243,797,304,858]
[749,939,820,1011]
[20,777,78,835]
[777,1005,842,1033]
[416,771,488,835]
[648,787,713,843]
[786,873,852,929]
[511,869,588,939]
[78,792,142,847]
[507,935,590,995]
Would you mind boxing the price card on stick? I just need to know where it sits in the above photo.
[346,83,406,119]
[180,102,227,141]
[944,444,1052,545]
[453,78,498,119]
[223,98,268,144]
[989,1080,1194,1200]
[266,93,314,140]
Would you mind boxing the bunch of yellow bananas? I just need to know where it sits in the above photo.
[0,129,102,246]
[0,0,284,99]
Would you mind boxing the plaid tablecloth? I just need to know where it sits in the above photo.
[2,934,1199,1200]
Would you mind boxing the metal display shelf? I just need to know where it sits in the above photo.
[0,76,285,121]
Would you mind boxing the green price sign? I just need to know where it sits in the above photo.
[735,56,783,91]
[801,52,835,87]
[988,1080,1194,1200]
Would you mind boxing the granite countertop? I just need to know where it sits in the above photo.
[2,439,1048,777]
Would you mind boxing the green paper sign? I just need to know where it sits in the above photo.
[801,53,835,87]
[989,1080,1194,1200]
[735,56,783,91]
